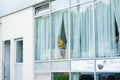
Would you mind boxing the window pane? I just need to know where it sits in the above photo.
[35,15,50,61]
[35,4,49,16]
[95,0,120,57]
[51,0,69,12]
[71,3,94,59]
[51,10,69,60]
[16,40,23,63]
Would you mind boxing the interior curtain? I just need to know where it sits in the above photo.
[73,6,81,58]
[72,4,94,58]
[45,16,50,59]
[36,16,50,61]
[96,1,116,57]
[36,18,41,60]
[80,11,86,58]
[87,5,94,58]
[80,4,94,58]
[112,0,120,56]
[53,12,62,59]
[40,17,46,60]
[63,11,69,58]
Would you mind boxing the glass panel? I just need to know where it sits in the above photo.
[51,61,70,72]
[35,15,50,61]
[16,40,23,63]
[70,0,93,7]
[52,72,69,80]
[35,4,49,16]
[96,73,120,80]
[51,10,69,60]
[71,3,94,59]
[35,62,50,73]
[71,72,94,80]
[95,0,120,57]
[51,0,69,12]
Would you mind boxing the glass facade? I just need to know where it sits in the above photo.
[34,0,120,80]
[95,0,120,58]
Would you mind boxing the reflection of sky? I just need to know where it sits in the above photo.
[0,0,45,17]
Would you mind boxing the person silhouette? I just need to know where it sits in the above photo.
[107,75,115,80]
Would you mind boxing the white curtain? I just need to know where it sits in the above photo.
[80,4,94,58]
[40,17,46,60]
[63,11,69,58]
[45,16,50,59]
[96,1,116,57]
[36,16,50,61]
[72,6,81,58]
[72,3,94,58]
[52,11,69,59]
[52,12,62,59]
[112,0,120,56]
[87,6,94,58]
[36,18,41,60]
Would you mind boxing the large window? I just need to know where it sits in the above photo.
[96,0,120,57]
[71,3,94,59]
[35,0,120,61]
[51,10,69,59]
[35,15,50,61]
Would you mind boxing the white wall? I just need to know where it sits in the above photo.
[0,7,34,80]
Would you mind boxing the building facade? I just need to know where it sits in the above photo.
[1,0,120,80]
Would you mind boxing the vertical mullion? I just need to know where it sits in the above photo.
[49,1,52,80]
[68,0,72,80]
[93,0,97,80]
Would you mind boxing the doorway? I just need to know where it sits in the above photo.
[3,40,10,80]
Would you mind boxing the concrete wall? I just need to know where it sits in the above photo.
[0,7,34,80]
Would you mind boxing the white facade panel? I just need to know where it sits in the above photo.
[0,0,46,17]
[0,7,34,80]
